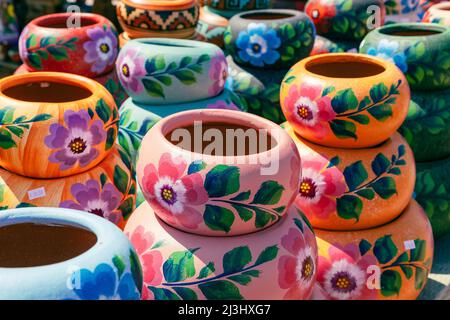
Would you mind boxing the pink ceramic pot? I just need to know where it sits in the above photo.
[136,109,301,236]
[124,200,318,300]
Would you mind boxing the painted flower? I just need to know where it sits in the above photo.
[116,48,146,93]
[60,179,123,224]
[127,226,163,300]
[207,100,240,111]
[83,26,118,74]
[317,243,378,300]
[284,83,335,139]
[72,263,140,300]
[401,0,420,14]
[141,153,209,230]
[209,54,228,96]
[305,0,337,33]
[366,39,408,73]
[44,110,106,171]
[236,23,281,67]
[295,154,346,220]
[278,226,318,299]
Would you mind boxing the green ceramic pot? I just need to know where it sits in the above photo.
[206,0,272,18]
[360,22,450,90]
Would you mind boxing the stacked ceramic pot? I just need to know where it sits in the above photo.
[280,52,434,299]
[14,12,127,106]
[0,72,136,230]
[224,9,316,124]
[360,22,450,239]
[123,108,320,300]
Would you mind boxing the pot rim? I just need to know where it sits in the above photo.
[27,12,107,31]
[122,0,197,10]
[371,22,449,38]
[125,37,220,51]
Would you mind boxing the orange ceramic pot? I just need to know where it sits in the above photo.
[0,72,118,178]
[118,31,206,48]
[422,2,450,25]
[280,53,410,148]
[284,123,415,230]
[0,146,136,229]
[196,6,229,48]
[315,200,433,300]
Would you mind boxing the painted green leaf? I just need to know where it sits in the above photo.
[149,287,180,300]
[410,239,426,262]
[187,160,207,174]
[204,165,240,198]
[113,166,129,194]
[163,248,198,282]
[105,127,115,151]
[358,96,371,110]
[0,129,16,149]
[142,79,165,99]
[283,76,296,84]
[47,46,68,61]
[223,246,252,273]
[356,189,375,200]
[199,280,243,300]
[232,204,253,222]
[336,195,363,220]
[372,177,397,199]
[242,270,260,278]
[95,99,112,123]
[400,265,413,279]
[371,153,391,176]
[359,239,372,256]
[113,255,126,278]
[173,287,198,300]
[329,119,357,139]
[228,274,252,285]
[129,249,143,293]
[415,267,427,290]
[204,205,235,233]
[344,160,368,190]
[349,114,370,124]
[367,104,393,122]
[370,83,388,103]
[255,245,279,265]
[381,270,402,296]
[251,181,284,205]
[173,70,196,85]
[29,113,52,122]
[198,262,215,279]
[322,86,335,96]
[254,208,273,228]
[331,88,358,113]
[27,53,42,69]
[230,191,251,201]
[373,235,398,264]
[7,126,24,138]
[119,197,134,219]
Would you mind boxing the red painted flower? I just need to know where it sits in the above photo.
[305,0,337,34]
[141,152,208,230]
[318,243,378,300]
[284,83,335,139]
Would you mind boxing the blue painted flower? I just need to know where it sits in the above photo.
[366,39,408,73]
[236,23,281,67]
[401,0,419,14]
[71,263,140,300]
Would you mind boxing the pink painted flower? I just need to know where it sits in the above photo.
[140,153,208,230]
[284,83,335,139]
[295,153,346,220]
[116,48,145,93]
[318,243,378,300]
[126,226,164,300]
[208,54,228,96]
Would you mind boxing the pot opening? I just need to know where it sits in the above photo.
[3,80,92,103]
[0,222,97,268]
[306,57,385,78]
[36,15,98,28]
[241,12,295,20]
[379,25,443,37]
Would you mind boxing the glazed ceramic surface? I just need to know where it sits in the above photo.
[0,147,136,229]
[124,200,317,300]
[415,156,450,238]
[196,6,229,48]
[118,30,206,48]
[305,0,386,41]
[398,89,450,162]
[0,207,142,300]
[116,38,227,105]
[224,9,315,69]
[116,0,199,39]
[315,200,433,300]
[118,89,246,164]
[360,23,450,90]
[284,123,415,230]
[385,0,424,22]
[310,35,345,56]
[0,72,119,178]
[136,109,301,236]
[205,0,272,11]
[18,13,118,78]
[422,2,450,25]
[280,53,410,148]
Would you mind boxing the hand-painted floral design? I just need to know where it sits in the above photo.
[83,25,118,74]
[44,109,106,170]
[306,0,337,34]
[116,48,146,94]
[208,54,228,96]
[141,153,208,230]
[366,39,408,73]
[236,23,281,67]
[401,0,420,14]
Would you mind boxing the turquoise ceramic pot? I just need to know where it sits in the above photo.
[118,88,246,163]
[116,38,227,105]
[0,207,142,300]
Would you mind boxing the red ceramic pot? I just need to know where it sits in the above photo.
[18,13,118,78]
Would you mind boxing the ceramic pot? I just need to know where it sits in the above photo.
[305,0,386,41]
[360,23,450,90]
[118,89,246,164]
[0,207,142,300]
[116,38,227,105]
[310,35,345,56]
[18,13,118,78]
[384,0,423,22]
[118,31,206,48]
[415,156,450,238]
[205,0,272,18]
[398,89,450,162]
[224,9,315,70]
[124,200,317,300]
[136,109,301,236]
[423,2,450,25]
[280,53,410,148]
[273,0,307,10]
[315,200,433,300]
[284,123,415,230]
[196,6,229,48]
[0,147,136,229]
[0,72,119,178]
[116,0,199,39]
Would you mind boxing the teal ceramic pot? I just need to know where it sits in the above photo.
[0,207,142,300]
[415,156,450,238]
[360,22,450,90]
[116,38,228,105]
[398,88,450,162]
[118,88,246,163]
[206,0,272,18]
[224,9,315,69]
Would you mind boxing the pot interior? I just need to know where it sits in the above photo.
[241,12,295,20]
[306,58,385,78]
[166,121,276,156]
[36,15,98,28]
[379,25,443,37]
[3,80,92,103]
[0,222,97,268]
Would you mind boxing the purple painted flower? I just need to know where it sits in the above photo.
[116,49,146,94]
[61,179,123,224]
[83,26,118,74]
[208,54,228,96]
[45,110,106,171]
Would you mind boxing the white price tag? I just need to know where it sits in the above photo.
[28,187,46,200]
[404,240,416,250]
